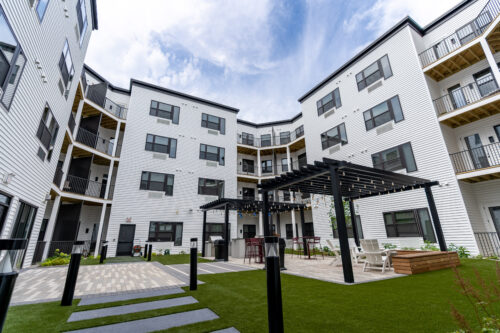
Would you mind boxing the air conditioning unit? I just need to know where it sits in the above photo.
[323,109,335,118]
[207,129,218,135]
[157,118,170,125]
[152,153,167,160]
[376,121,394,135]
[328,144,341,154]
[206,161,218,167]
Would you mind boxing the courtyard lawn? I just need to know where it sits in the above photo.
[149,253,214,265]
[4,259,499,333]
[80,255,144,265]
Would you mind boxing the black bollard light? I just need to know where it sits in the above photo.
[0,239,27,332]
[143,242,148,259]
[99,241,108,264]
[265,236,284,333]
[61,241,84,306]
[147,244,152,261]
[190,238,197,291]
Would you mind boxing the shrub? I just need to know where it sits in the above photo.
[421,241,439,251]
[401,247,416,250]
[448,243,471,259]
[383,243,397,249]
[40,249,70,266]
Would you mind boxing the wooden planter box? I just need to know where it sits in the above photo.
[392,250,460,275]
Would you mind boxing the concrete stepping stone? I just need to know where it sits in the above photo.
[65,308,219,333]
[78,287,184,306]
[68,296,197,322]
[212,327,240,333]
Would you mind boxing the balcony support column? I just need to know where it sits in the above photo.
[93,203,108,257]
[286,146,291,172]
[74,100,85,139]
[257,149,262,177]
[41,195,61,261]
[111,121,121,157]
[258,180,263,236]
[480,38,500,86]
[59,143,74,189]
[103,161,115,200]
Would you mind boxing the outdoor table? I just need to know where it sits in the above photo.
[302,236,316,259]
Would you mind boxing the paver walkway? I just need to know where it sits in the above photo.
[78,287,185,306]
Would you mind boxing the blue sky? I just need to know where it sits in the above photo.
[87,0,460,123]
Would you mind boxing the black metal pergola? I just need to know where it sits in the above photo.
[199,198,306,261]
[258,158,446,284]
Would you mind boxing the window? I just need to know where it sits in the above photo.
[59,40,74,92]
[281,158,288,172]
[363,95,403,131]
[473,68,498,97]
[261,134,271,147]
[303,223,314,237]
[242,159,254,173]
[241,132,254,145]
[242,187,255,200]
[333,215,363,239]
[10,201,37,269]
[140,171,174,195]
[261,160,272,174]
[202,113,225,134]
[372,142,417,172]
[36,0,49,21]
[282,191,290,201]
[205,223,228,240]
[76,0,88,46]
[0,192,11,234]
[383,208,436,242]
[0,7,26,110]
[145,134,177,157]
[36,104,59,159]
[149,100,180,124]
[199,144,225,165]
[298,153,307,168]
[280,131,290,145]
[321,123,347,150]
[148,222,183,245]
[285,224,294,239]
[316,88,341,116]
[356,54,392,91]
[198,178,224,196]
[295,125,304,138]
[243,225,256,239]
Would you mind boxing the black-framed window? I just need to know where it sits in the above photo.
[261,160,272,173]
[317,88,341,116]
[205,223,229,240]
[0,7,26,110]
[140,171,174,195]
[333,215,363,239]
[321,123,347,150]
[282,191,290,201]
[198,178,224,196]
[241,132,254,145]
[495,124,500,141]
[261,134,271,147]
[202,113,225,134]
[36,104,59,159]
[150,100,180,124]
[145,134,177,157]
[76,0,88,46]
[280,131,290,145]
[37,218,49,241]
[372,142,417,173]
[356,54,392,91]
[11,201,37,239]
[242,159,254,173]
[243,224,256,239]
[473,67,498,97]
[383,208,436,242]
[148,222,183,245]
[199,144,225,165]
[59,39,74,91]
[36,0,50,21]
[298,153,307,168]
[242,187,255,200]
[303,223,314,237]
[281,158,288,172]
[285,224,294,239]
[0,192,11,234]
[363,95,403,131]
[295,125,304,138]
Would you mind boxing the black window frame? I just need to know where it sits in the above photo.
[242,187,255,200]
[243,224,256,239]
[363,95,404,131]
[242,159,255,173]
[148,221,183,245]
[58,39,74,91]
[198,178,224,196]
[321,123,348,150]
[76,0,88,46]
[140,171,174,195]
[261,160,273,174]
[261,134,271,147]
[149,100,180,124]
[316,87,341,116]
[298,153,307,168]
[241,132,254,145]
[0,191,11,234]
[295,125,304,138]
[280,131,290,145]
[356,54,393,91]
[371,142,417,173]
[303,222,314,237]
[36,103,59,159]
[383,208,436,242]
[205,223,227,240]
[333,215,363,239]
[199,144,225,165]
[281,158,288,172]
[285,224,294,239]
[145,133,177,158]
[201,113,225,134]
[282,191,291,201]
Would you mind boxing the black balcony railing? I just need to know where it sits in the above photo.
[76,127,115,156]
[68,112,76,134]
[433,79,499,116]
[237,130,305,148]
[450,142,500,173]
[475,232,500,256]
[47,240,94,258]
[53,167,63,186]
[86,83,127,119]
[237,161,301,177]
[63,174,109,198]
[419,0,500,67]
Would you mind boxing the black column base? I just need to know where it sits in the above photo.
[0,272,18,331]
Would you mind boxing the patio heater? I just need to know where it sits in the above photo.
[99,241,108,264]
[265,236,284,333]
[190,238,197,291]
[0,238,28,332]
[61,241,85,306]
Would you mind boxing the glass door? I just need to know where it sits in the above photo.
[447,84,467,109]
[465,134,490,169]
[489,207,500,238]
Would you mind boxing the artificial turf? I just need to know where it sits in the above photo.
[4,259,499,332]
[147,253,214,265]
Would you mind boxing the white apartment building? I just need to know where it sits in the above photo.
[1,0,500,265]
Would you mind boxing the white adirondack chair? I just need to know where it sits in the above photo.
[360,239,390,273]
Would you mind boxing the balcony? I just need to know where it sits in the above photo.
[419,0,500,81]
[450,142,500,182]
[237,130,304,149]
[53,167,63,186]
[63,174,112,199]
[86,83,127,119]
[68,112,76,134]
[237,161,303,179]
[76,127,116,156]
[433,79,500,127]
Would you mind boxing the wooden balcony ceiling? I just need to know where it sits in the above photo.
[289,137,306,152]
[237,176,259,183]
[486,19,500,53]
[81,104,118,129]
[440,95,500,128]
[261,147,286,155]
[61,133,71,154]
[460,169,500,183]
[237,145,258,155]
[425,43,485,81]
[71,83,83,112]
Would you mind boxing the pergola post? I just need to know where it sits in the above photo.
[276,213,281,236]
[349,199,360,247]
[329,166,354,283]
[299,207,307,256]
[201,210,207,257]
[424,184,447,251]
[262,191,270,236]
[224,204,229,261]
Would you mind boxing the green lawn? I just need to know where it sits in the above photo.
[80,255,145,265]
[4,259,499,332]
[148,253,213,265]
